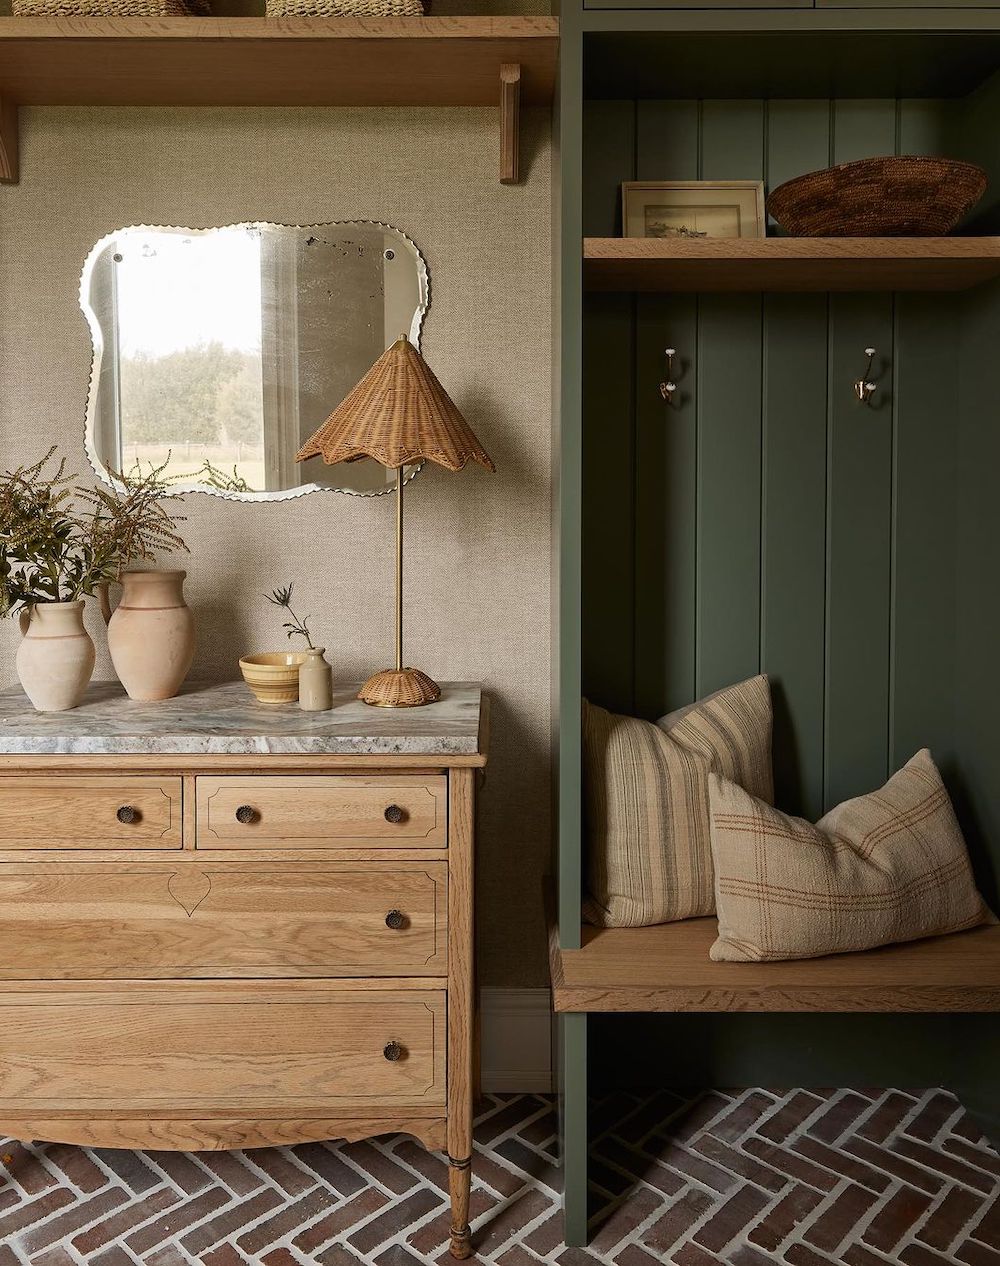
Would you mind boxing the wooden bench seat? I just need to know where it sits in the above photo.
[549,916,1000,1015]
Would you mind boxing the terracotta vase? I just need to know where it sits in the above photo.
[104,569,195,702]
[16,600,96,712]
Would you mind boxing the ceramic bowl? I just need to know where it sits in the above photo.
[239,652,308,705]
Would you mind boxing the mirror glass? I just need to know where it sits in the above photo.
[81,221,429,499]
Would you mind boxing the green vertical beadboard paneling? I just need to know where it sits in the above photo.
[583,291,636,713]
[762,102,832,818]
[633,101,699,717]
[583,99,635,237]
[635,100,700,180]
[824,292,895,810]
[634,294,699,718]
[823,100,898,809]
[955,285,1000,905]
[889,294,959,778]
[765,100,832,232]
[696,102,764,697]
[832,98,898,163]
[695,297,763,697]
[897,98,957,154]
[700,99,765,180]
[761,295,829,820]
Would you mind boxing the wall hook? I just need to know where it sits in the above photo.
[854,347,878,404]
[659,348,679,406]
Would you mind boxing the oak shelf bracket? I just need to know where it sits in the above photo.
[0,93,17,185]
[500,62,520,186]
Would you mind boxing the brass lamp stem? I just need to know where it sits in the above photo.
[395,464,404,673]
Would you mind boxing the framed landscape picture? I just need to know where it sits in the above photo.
[621,180,766,239]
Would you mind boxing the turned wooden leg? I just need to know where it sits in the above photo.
[448,1153,473,1259]
[448,768,476,1259]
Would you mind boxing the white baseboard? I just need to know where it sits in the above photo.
[480,987,553,1093]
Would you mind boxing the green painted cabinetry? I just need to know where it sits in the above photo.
[554,11,1000,1248]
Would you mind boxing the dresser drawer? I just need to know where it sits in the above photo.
[196,776,447,849]
[0,985,445,1114]
[0,861,447,978]
[0,777,182,850]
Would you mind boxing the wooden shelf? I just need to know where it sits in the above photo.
[0,15,558,183]
[549,916,1000,1014]
[583,236,1000,292]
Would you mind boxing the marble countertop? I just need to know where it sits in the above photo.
[0,680,484,756]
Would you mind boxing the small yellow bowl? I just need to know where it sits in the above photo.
[239,652,308,705]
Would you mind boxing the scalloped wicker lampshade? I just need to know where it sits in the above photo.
[296,334,495,708]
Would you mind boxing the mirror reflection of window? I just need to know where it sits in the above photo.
[82,223,429,500]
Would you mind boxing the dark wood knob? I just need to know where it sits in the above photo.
[116,805,138,825]
[235,805,257,825]
[383,1041,404,1062]
[385,909,405,930]
[384,804,405,824]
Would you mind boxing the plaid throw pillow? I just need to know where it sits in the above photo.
[583,675,774,927]
[709,749,991,962]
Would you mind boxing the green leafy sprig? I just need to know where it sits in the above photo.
[0,448,188,619]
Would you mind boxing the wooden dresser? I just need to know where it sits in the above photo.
[0,679,487,1260]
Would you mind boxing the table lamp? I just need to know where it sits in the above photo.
[296,334,495,708]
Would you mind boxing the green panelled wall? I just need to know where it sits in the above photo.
[582,96,966,823]
[580,93,999,1133]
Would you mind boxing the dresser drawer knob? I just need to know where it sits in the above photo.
[383,1041,404,1062]
[116,805,139,825]
[235,805,258,825]
[384,804,406,824]
[385,909,405,930]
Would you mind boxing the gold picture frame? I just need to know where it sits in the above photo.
[621,180,766,240]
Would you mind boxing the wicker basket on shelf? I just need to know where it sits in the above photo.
[766,156,987,237]
[265,0,423,14]
[12,0,209,14]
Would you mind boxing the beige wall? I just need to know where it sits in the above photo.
[0,104,552,987]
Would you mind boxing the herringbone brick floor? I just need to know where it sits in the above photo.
[0,1088,997,1265]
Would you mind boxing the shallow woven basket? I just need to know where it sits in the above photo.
[767,156,987,237]
[13,0,208,13]
[265,0,422,13]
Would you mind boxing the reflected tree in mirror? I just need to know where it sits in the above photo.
[81,222,429,500]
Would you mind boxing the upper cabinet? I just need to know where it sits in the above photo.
[583,1,809,7]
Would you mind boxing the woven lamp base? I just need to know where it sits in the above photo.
[359,668,442,709]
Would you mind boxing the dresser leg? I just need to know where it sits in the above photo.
[448,767,477,1259]
[448,1153,473,1259]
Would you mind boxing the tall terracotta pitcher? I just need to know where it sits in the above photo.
[16,600,96,712]
[102,570,195,702]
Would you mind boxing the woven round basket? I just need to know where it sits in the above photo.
[265,0,422,13]
[13,0,208,13]
[767,156,987,237]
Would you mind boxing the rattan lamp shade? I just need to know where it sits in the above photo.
[296,335,496,472]
[296,334,495,708]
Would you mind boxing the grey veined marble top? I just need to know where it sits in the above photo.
[0,680,484,756]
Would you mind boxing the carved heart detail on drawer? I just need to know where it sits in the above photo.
[167,871,212,917]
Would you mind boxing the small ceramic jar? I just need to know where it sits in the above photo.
[299,647,333,711]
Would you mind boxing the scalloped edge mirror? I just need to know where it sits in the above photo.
[80,220,430,501]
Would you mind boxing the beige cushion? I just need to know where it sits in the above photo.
[709,749,991,962]
[582,675,774,927]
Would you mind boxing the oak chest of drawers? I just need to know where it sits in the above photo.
[0,680,487,1260]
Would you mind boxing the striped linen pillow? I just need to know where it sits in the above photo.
[582,675,774,927]
[708,748,992,962]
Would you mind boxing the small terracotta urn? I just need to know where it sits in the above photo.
[105,569,195,702]
[16,600,96,712]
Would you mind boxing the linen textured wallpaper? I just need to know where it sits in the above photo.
[0,103,553,988]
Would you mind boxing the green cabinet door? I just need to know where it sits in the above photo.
[583,1,808,8]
